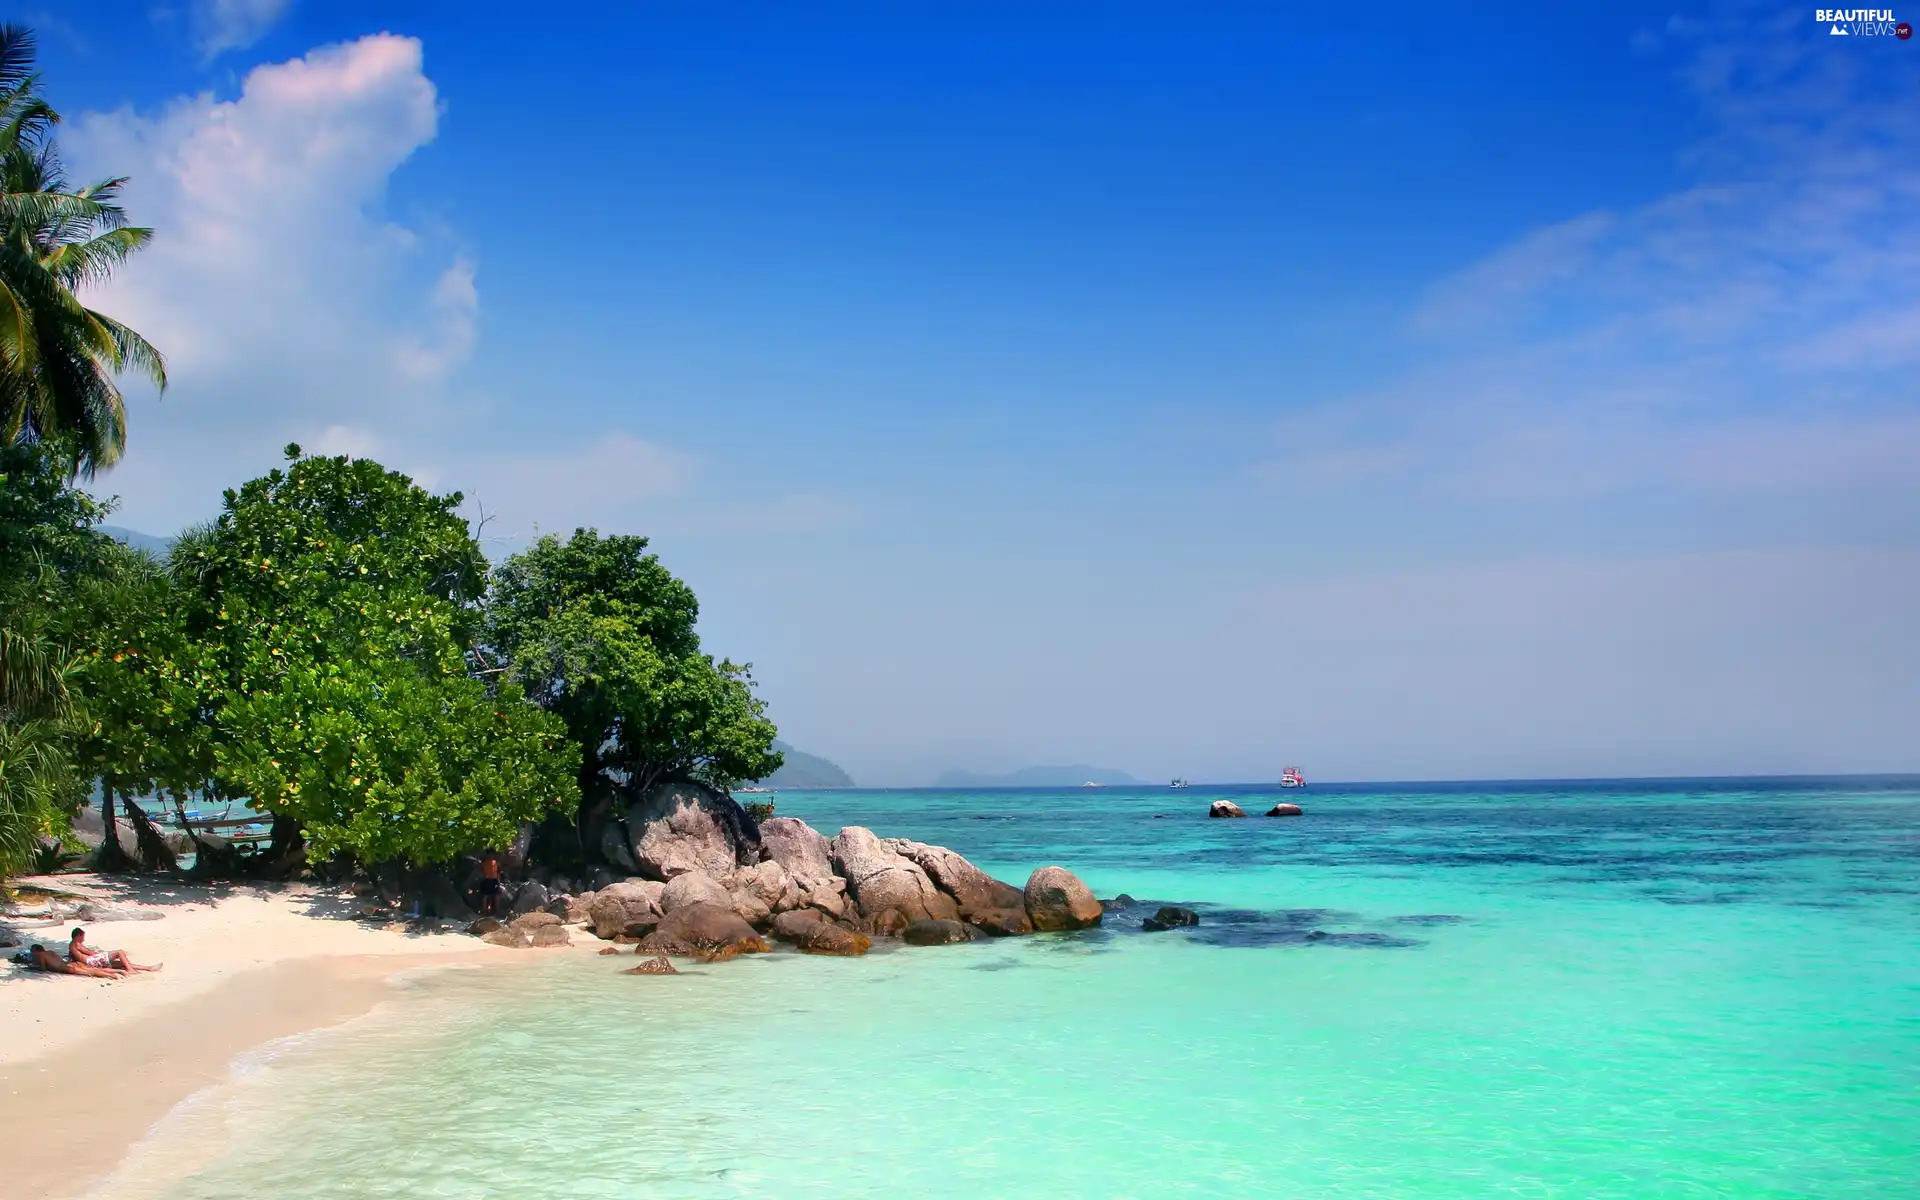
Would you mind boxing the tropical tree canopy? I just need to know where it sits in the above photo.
[0,22,165,478]
[182,447,579,864]
[485,529,782,810]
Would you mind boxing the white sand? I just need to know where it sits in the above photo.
[1,873,500,1067]
[0,873,585,1199]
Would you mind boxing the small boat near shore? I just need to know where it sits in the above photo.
[1280,766,1307,788]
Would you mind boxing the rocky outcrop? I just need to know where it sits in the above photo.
[588,880,665,939]
[660,871,731,913]
[888,839,1032,936]
[831,827,959,926]
[1265,803,1303,817]
[510,881,551,917]
[640,902,771,961]
[770,909,873,956]
[1024,867,1103,932]
[760,817,851,918]
[1141,906,1199,931]
[902,918,984,946]
[619,781,763,881]
[731,860,802,914]
[1208,801,1248,819]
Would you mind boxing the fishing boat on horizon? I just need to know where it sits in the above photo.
[1170,778,1190,788]
[1279,766,1307,788]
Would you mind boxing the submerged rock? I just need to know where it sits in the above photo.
[1208,801,1248,819]
[625,952,678,975]
[902,919,985,946]
[1102,894,1137,911]
[1023,867,1104,932]
[1140,906,1200,932]
[1265,803,1303,817]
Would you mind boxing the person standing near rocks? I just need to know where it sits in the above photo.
[477,852,504,918]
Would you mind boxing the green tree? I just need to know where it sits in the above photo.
[0,23,166,477]
[186,447,579,865]
[0,617,80,877]
[484,530,781,848]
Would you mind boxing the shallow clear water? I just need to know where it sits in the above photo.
[152,779,1920,1198]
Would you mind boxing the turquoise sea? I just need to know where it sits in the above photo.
[142,779,1919,1198]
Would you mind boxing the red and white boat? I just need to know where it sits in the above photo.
[1279,766,1307,788]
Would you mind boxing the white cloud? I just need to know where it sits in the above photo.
[188,0,291,59]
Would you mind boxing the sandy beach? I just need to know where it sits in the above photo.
[0,874,557,1199]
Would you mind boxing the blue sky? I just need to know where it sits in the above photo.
[29,2,1920,783]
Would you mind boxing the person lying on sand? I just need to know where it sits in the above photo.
[68,927,162,973]
[27,944,124,979]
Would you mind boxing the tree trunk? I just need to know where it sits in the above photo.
[92,788,136,872]
[260,814,306,880]
[119,795,179,873]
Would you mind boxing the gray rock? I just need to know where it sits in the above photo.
[1103,894,1138,911]
[528,923,571,948]
[639,902,771,961]
[1141,906,1200,931]
[417,868,476,922]
[830,826,959,926]
[510,880,551,916]
[770,909,872,956]
[1265,803,1303,817]
[1024,866,1104,932]
[559,894,592,924]
[588,880,666,939]
[586,864,624,892]
[599,822,641,873]
[757,817,837,889]
[467,917,507,936]
[1209,801,1248,819]
[731,859,802,914]
[622,781,763,881]
[660,871,732,913]
[887,839,1031,936]
[902,918,985,946]
[481,927,529,948]
[508,911,563,936]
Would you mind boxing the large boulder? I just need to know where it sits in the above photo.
[481,926,529,948]
[759,817,852,918]
[528,923,572,948]
[588,880,666,939]
[619,781,763,881]
[888,839,1032,936]
[1209,801,1248,819]
[640,902,771,962]
[660,871,732,914]
[416,867,476,922]
[1265,803,1303,817]
[902,919,985,946]
[831,827,959,927]
[731,859,802,914]
[1024,866,1104,932]
[770,909,873,957]
[510,881,551,917]
[508,911,563,936]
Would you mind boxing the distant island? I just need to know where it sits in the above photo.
[934,764,1138,787]
[99,525,173,556]
[760,741,856,788]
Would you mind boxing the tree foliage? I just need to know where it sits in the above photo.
[0,24,165,478]
[485,530,781,805]
[180,447,579,864]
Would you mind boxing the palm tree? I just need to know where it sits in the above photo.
[0,23,165,478]
[0,618,76,877]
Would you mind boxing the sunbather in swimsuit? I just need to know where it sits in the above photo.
[68,927,162,973]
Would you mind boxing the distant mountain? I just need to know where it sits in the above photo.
[761,740,856,788]
[934,764,1138,787]
[99,525,174,556]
